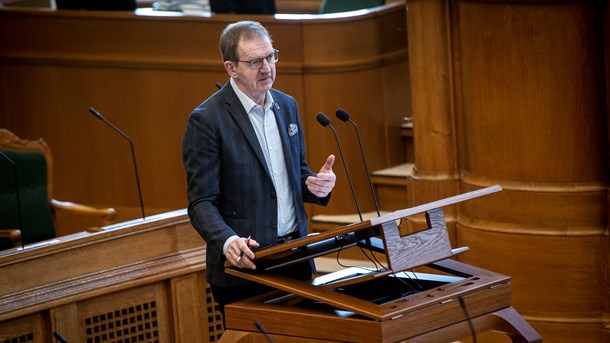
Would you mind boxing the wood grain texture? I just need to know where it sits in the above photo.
[381,208,452,271]
[223,259,537,342]
[406,0,609,341]
[0,2,409,224]
[0,210,212,342]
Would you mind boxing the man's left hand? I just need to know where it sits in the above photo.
[306,154,336,198]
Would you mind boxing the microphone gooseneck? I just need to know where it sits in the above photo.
[335,108,380,216]
[89,107,146,220]
[316,112,362,221]
[0,151,24,249]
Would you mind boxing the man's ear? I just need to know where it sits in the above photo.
[224,61,237,78]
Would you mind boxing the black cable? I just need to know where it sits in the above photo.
[53,332,69,343]
[254,320,275,343]
[458,296,477,343]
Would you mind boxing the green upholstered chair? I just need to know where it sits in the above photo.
[0,129,116,250]
[319,0,385,14]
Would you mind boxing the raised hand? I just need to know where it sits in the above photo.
[306,154,336,197]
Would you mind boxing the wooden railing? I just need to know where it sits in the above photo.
[0,210,225,342]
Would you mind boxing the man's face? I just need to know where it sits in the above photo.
[225,35,276,104]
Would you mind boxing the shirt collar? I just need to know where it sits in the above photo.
[230,78,274,114]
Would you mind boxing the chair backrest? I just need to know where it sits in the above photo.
[0,129,56,247]
[319,0,384,14]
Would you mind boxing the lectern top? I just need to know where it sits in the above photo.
[229,185,502,267]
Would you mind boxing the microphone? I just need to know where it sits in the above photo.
[88,107,146,220]
[315,112,362,221]
[215,81,223,90]
[0,151,24,249]
[335,108,380,216]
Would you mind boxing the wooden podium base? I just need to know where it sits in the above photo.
[221,187,542,343]
[220,306,540,343]
[221,259,541,343]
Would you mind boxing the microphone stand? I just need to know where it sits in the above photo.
[316,113,362,221]
[335,108,380,216]
[89,108,146,220]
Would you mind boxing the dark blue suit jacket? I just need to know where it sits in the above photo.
[182,82,329,287]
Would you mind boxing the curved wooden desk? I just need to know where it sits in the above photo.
[0,210,222,342]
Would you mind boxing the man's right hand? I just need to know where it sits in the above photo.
[226,236,259,269]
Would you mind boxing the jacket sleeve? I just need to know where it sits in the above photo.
[182,105,235,258]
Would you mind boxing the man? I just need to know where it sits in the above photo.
[182,21,336,314]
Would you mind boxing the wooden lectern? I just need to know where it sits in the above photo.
[221,186,542,342]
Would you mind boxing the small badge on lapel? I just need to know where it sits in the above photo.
[288,123,298,137]
[274,102,280,110]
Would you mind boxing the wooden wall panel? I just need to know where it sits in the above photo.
[456,2,607,183]
[407,0,609,342]
[299,11,409,215]
[0,313,47,342]
[304,68,388,214]
[171,273,207,342]
[0,3,409,231]
[79,283,172,342]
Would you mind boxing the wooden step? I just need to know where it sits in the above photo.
[311,211,384,233]
[371,163,413,211]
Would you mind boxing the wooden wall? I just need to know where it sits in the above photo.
[0,3,410,230]
[406,0,609,342]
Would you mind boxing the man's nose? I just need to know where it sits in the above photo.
[260,58,272,71]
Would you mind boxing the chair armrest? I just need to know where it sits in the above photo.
[51,199,117,225]
[0,229,22,247]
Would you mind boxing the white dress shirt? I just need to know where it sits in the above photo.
[223,78,298,254]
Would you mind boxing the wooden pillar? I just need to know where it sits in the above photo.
[603,0,610,341]
[407,0,609,341]
[406,0,460,240]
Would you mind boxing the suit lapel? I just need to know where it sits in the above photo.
[223,87,273,180]
[272,98,299,189]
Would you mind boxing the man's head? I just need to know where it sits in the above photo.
[221,21,278,105]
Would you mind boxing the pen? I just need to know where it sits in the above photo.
[237,235,251,262]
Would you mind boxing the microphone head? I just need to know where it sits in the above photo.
[335,108,350,122]
[316,113,331,127]
[89,107,103,119]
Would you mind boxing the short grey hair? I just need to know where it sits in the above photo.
[219,21,273,62]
